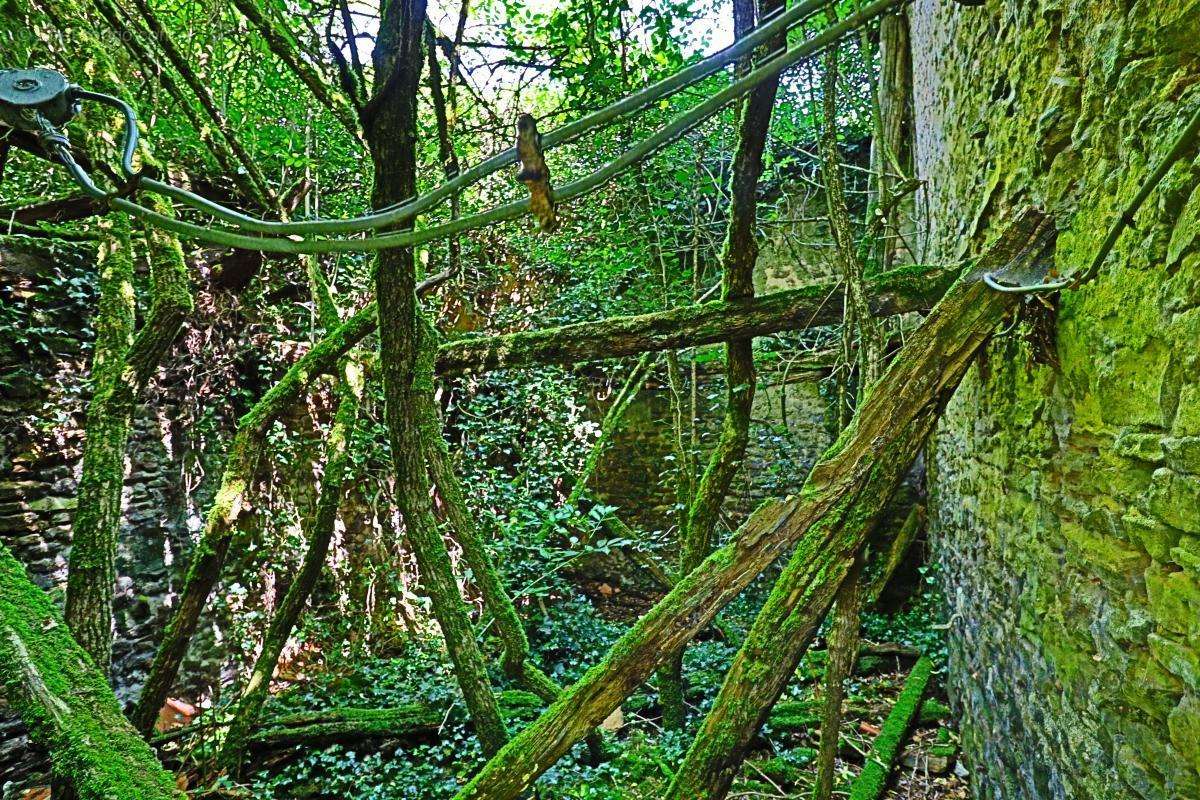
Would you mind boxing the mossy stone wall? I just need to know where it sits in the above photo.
[910,0,1200,797]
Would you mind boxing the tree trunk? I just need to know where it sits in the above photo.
[66,199,192,673]
[452,209,1054,800]
[366,0,508,756]
[810,30,888,788]
[245,690,542,754]
[814,556,865,800]
[63,215,135,672]
[872,11,913,271]
[436,264,951,376]
[0,542,184,800]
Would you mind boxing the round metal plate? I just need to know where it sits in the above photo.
[0,68,70,108]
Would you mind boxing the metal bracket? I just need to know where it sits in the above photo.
[0,68,80,132]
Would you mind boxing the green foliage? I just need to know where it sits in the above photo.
[860,562,950,668]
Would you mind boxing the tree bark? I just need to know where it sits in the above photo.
[366,0,508,756]
[65,199,192,672]
[873,11,914,271]
[452,209,1054,800]
[0,542,184,800]
[436,263,953,376]
[821,22,883,396]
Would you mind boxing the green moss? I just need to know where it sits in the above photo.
[1124,511,1183,563]
[1060,520,1148,578]
[1168,694,1200,769]
[1148,469,1200,533]
[1146,564,1200,637]
[0,542,183,799]
[847,655,933,800]
[1164,437,1200,475]
[1115,431,1167,462]
[918,698,952,724]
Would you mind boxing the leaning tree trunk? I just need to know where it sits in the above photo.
[452,209,1054,800]
[661,211,1055,800]
[658,0,784,730]
[0,542,184,800]
[219,258,363,771]
[811,26,887,793]
[65,199,192,673]
[435,264,955,376]
[365,0,507,756]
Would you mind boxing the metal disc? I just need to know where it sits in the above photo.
[0,68,70,108]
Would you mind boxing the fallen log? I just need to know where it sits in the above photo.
[848,655,934,800]
[434,264,954,376]
[245,691,544,754]
[0,542,184,800]
[452,208,1054,800]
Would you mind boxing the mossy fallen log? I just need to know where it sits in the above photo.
[454,210,1054,800]
[245,691,544,753]
[0,542,184,800]
[848,655,934,800]
[435,264,955,376]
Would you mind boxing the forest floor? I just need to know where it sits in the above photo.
[158,563,969,800]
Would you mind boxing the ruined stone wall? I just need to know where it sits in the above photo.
[592,367,834,535]
[0,236,226,794]
[909,0,1200,797]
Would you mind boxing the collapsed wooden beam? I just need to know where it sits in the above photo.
[0,542,184,800]
[451,209,1054,800]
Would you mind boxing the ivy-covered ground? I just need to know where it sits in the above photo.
[159,565,967,800]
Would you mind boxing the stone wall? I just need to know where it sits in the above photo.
[910,0,1200,798]
[592,367,834,535]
